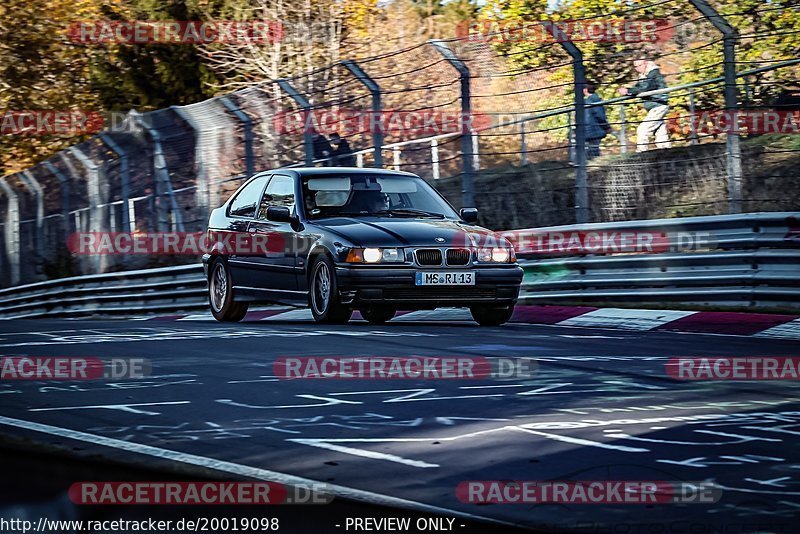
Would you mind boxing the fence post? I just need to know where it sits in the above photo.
[99,133,132,232]
[0,177,20,285]
[220,96,255,177]
[277,79,314,166]
[428,39,474,208]
[618,104,628,153]
[133,111,185,232]
[393,146,401,171]
[68,147,106,233]
[44,161,71,243]
[20,170,45,261]
[544,22,588,224]
[69,146,107,272]
[688,89,699,145]
[520,120,528,165]
[341,60,384,168]
[688,0,742,213]
[431,139,440,179]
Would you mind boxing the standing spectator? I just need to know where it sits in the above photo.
[584,81,611,160]
[618,58,671,151]
[311,129,333,165]
[330,132,356,166]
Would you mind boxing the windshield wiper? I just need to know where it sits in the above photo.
[371,209,445,219]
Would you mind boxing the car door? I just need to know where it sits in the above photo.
[245,174,300,292]
[225,174,271,286]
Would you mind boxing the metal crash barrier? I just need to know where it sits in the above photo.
[0,213,798,318]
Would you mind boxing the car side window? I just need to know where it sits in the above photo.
[258,175,295,219]
[229,176,269,218]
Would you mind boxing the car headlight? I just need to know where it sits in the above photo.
[345,248,404,263]
[477,247,515,263]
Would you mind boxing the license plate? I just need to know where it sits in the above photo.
[415,271,475,286]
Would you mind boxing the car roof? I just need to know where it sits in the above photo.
[275,167,419,178]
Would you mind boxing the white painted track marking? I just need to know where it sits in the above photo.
[754,318,800,340]
[0,415,516,527]
[261,309,315,321]
[558,308,695,330]
[393,308,473,322]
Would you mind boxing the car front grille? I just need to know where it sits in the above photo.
[446,248,471,266]
[415,249,443,266]
[383,287,497,300]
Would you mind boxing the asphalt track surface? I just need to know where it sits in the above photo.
[1,314,800,533]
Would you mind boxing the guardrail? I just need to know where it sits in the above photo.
[0,212,797,319]
[517,212,800,310]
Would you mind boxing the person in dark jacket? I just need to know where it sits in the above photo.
[311,130,334,165]
[618,59,671,151]
[330,133,356,166]
[584,81,612,160]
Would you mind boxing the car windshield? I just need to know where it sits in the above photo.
[302,173,459,220]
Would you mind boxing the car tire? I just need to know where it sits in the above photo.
[470,305,514,326]
[360,306,397,325]
[309,255,353,324]
[208,258,249,322]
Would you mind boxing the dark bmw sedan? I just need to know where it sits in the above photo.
[202,168,523,325]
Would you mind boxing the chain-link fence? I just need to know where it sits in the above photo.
[1,0,798,287]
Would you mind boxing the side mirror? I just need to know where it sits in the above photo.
[460,208,479,223]
[266,206,294,223]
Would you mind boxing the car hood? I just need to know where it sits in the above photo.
[309,217,500,247]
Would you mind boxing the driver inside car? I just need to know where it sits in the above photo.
[348,189,390,213]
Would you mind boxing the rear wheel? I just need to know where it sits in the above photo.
[209,259,249,322]
[360,306,397,325]
[470,305,514,326]
[309,255,352,324]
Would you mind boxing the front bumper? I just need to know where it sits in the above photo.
[335,264,523,308]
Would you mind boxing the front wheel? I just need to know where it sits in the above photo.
[309,255,353,324]
[470,305,514,326]
[360,306,397,325]
[208,259,249,322]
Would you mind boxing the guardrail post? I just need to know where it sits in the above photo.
[341,60,384,168]
[20,171,45,261]
[44,160,71,243]
[428,39,474,207]
[0,177,20,286]
[544,22,588,224]
[688,0,742,213]
[277,79,314,166]
[220,96,255,177]
[133,111,185,232]
[99,133,132,232]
